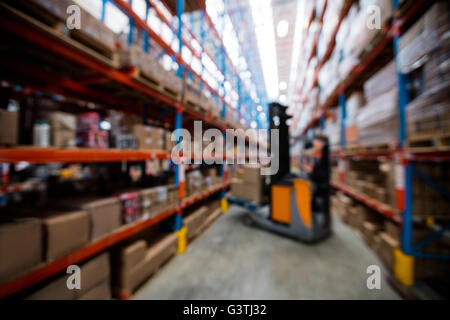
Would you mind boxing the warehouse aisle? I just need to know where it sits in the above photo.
[134,206,400,300]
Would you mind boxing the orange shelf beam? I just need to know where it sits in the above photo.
[0,148,169,164]
[331,181,402,224]
[0,180,231,299]
[182,181,231,208]
[0,206,179,299]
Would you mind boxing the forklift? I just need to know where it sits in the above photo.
[229,102,331,243]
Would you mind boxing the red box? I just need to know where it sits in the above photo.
[116,191,140,224]
[78,130,109,149]
[78,112,100,132]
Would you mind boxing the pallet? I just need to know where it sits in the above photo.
[357,30,386,61]
[127,67,181,102]
[69,29,118,64]
[342,143,394,155]
[113,252,177,300]
[188,208,222,245]
[1,3,118,68]
[407,131,450,153]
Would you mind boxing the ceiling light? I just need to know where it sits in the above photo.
[277,20,289,38]
[250,0,279,100]
[279,95,287,103]
[257,105,263,112]
[279,81,287,91]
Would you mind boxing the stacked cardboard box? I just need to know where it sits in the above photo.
[0,108,19,146]
[352,0,393,59]
[119,45,183,97]
[345,160,396,208]
[411,163,450,218]
[27,253,111,300]
[38,210,90,261]
[113,233,177,295]
[0,217,42,285]
[358,62,399,146]
[184,207,209,241]
[132,125,165,150]
[407,80,450,139]
[398,2,449,74]
[204,168,221,188]
[58,197,122,241]
[140,185,178,220]
[49,112,76,148]
[73,2,116,54]
[231,165,263,203]
[184,201,222,241]
[11,0,72,25]
[324,111,341,150]
[345,92,365,146]
[244,165,264,203]
[186,170,205,197]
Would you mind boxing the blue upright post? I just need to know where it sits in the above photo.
[200,12,205,92]
[393,0,413,258]
[339,94,346,148]
[101,0,108,22]
[174,0,185,233]
[143,0,150,53]
[128,0,134,45]
[320,117,325,132]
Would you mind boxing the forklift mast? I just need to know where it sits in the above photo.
[268,102,291,186]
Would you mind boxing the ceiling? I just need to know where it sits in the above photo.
[272,0,298,98]
[225,0,299,104]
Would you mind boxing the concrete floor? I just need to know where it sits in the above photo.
[134,206,400,300]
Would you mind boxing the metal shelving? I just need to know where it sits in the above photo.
[0,0,259,298]
[331,181,402,224]
[292,0,450,268]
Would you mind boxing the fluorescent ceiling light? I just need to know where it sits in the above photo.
[257,105,263,112]
[249,0,279,101]
[279,81,287,91]
[279,94,287,103]
[277,20,289,38]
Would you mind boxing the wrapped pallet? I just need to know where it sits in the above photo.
[345,92,365,146]
[398,2,450,73]
[407,80,450,139]
[357,88,398,147]
[363,61,397,102]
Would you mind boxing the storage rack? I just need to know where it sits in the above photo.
[290,0,450,273]
[0,0,263,298]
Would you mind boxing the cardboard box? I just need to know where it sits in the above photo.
[115,240,147,272]
[133,125,165,150]
[0,218,42,285]
[79,252,110,296]
[231,179,244,197]
[116,234,177,294]
[384,220,401,241]
[242,182,262,203]
[27,252,110,300]
[0,109,18,146]
[377,232,400,271]
[27,273,77,300]
[61,197,122,240]
[49,112,77,148]
[184,207,208,240]
[73,4,116,52]
[243,165,261,184]
[43,210,90,261]
[78,280,111,300]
